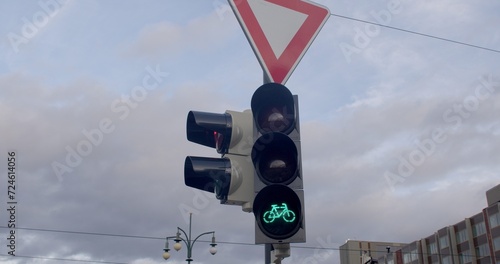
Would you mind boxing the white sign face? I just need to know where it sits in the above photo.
[229,0,330,84]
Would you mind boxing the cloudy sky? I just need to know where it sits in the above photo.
[1,0,499,263]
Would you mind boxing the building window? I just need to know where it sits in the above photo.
[490,212,500,228]
[428,242,438,254]
[403,252,412,264]
[493,236,500,251]
[411,249,418,262]
[456,229,468,244]
[476,243,490,258]
[459,250,472,264]
[473,221,486,237]
[441,255,451,264]
[439,235,449,249]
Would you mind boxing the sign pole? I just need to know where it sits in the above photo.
[263,73,270,264]
[265,243,272,263]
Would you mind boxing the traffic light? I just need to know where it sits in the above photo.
[184,110,254,212]
[251,83,305,244]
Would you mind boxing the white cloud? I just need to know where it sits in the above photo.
[123,10,238,58]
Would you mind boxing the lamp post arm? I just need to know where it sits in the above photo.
[165,236,179,246]
[190,231,215,249]
[164,236,177,250]
[176,227,191,249]
[186,231,215,261]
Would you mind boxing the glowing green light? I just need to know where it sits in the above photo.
[262,203,296,224]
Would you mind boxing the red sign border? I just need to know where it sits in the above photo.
[230,0,330,84]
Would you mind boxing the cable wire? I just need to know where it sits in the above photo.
[330,13,500,54]
[0,226,490,262]
[0,253,128,264]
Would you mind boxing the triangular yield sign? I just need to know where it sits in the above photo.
[229,0,330,84]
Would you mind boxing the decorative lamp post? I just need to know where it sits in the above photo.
[163,213,216,263]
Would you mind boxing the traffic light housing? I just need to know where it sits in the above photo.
[251,83,305,244]
[185,110,254,212]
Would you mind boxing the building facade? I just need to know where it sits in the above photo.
[340,240,407,264]
[341,184,500,264]
[381,185,500,264]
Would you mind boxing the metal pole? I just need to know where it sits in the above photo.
[263,71,271,264]
[189,213,192,242]
[188,213,192,264]
[265,244,272,264]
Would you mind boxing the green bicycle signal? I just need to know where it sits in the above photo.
[263,203,296,223]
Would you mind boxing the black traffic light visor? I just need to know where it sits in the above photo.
[252,132,298,185]
[186,111,232,154]
[251,83,295,135]
[184,156,231,200]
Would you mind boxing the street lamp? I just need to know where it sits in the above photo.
[163,213,217,263]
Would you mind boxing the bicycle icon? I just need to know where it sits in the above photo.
[263,203,296,223]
